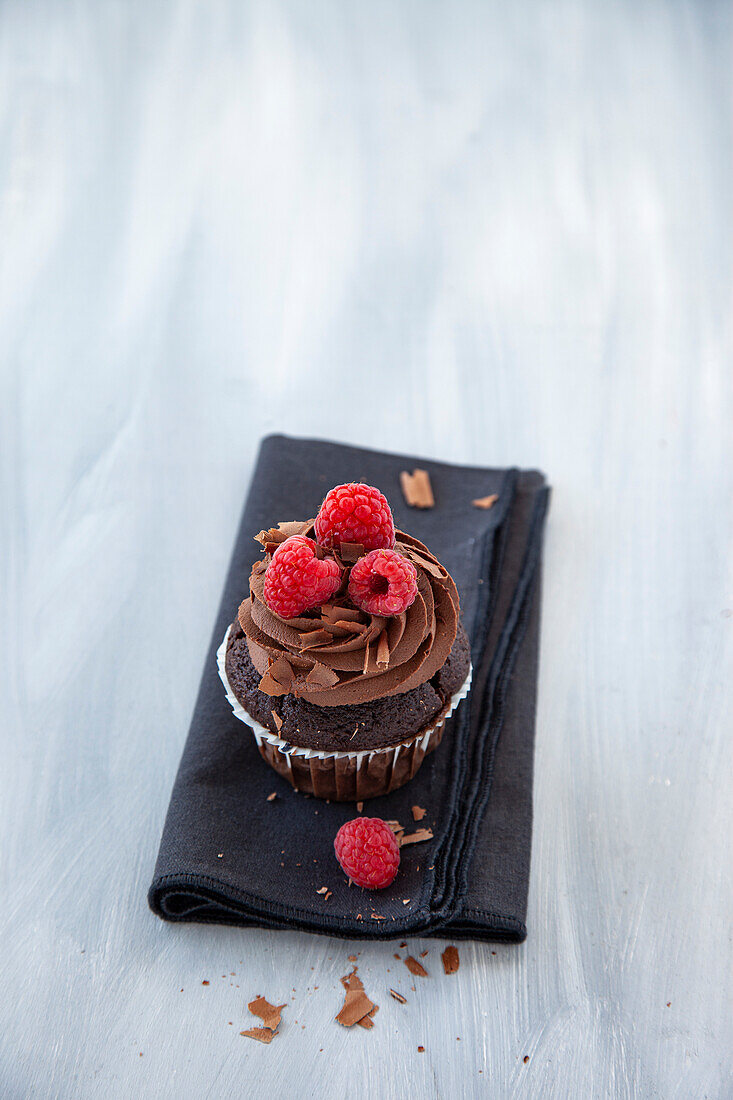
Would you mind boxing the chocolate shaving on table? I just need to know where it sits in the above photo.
[266,792,277,802]
[339,541,365,563]
[316,886,329,895]
[389,989,407,1004]
[399,828,433,847]
[411,806,426,822]
[472,493,498,510]
[357,1005,379,1029]
[376,630,390,669]
[356,802,363,812]
[240,1027,274,1043]
[441,946,460,975]
[400,469,435,508]
[248,996,286,1032]
[336,968,378,1028]
[404,956,428,978]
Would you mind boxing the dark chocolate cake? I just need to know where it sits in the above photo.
[225,617,470,752]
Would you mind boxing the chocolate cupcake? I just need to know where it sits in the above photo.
[217,483,472,801]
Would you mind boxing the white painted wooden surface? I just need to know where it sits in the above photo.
[2,1,731,1096]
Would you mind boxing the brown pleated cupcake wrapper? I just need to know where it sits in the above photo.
[216,627,472,801]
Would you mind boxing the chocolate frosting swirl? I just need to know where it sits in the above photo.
[237,520,460,707]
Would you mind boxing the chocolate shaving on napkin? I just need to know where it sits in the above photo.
[148,435,549,942]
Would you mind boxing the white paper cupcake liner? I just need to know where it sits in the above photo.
[217,626,472,800]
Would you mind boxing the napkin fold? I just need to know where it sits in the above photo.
[148,435,549,942]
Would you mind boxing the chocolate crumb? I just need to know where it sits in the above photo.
[472,493,498,510]
[419,950,429,958]
[389,989,407,1004]
[240,1027,274,1044]
[411,805,427,822]
[400,470,435,509]
[316,886,329,895]
[202,980,209,986]
[356,802,363,812]
[248,996,287,1032]
[404,956,428,978]
[402,899,411,905]
[266,792,277,802]
[417,1045,425,1053]
[399,828,433,847]
[523,1056,530,1064]
[348,955,357,962]
[336,967,378,1028]
[441,945,460,975]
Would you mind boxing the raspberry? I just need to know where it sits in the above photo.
[314,483,395,552]
[334,817,400,889]
[348,549,418,616]
[263,535,340,619]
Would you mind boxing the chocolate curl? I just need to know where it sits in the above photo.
[400,469,435,508]
[298,629,334,650]
[399,827,434,846]
[258,656,295,697]
[472,493,498,509]
[376,630,390,669]
[320,604,363,624]
[305,662,340,688]
[254,521,307,547]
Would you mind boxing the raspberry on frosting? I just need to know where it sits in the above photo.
[348,549,418,617]
[314,483,395,552]
[333,817,400,889]
[263,535,340,619]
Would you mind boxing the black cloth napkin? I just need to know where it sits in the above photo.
[149,435,549,942]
